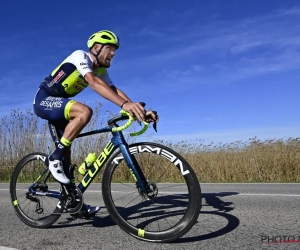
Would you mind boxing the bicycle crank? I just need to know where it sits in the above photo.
[60,186,84,213]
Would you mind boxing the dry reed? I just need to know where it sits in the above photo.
[1,104,300,183]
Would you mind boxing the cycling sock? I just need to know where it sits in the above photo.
[60,137,72,147]
[49,137,72,161]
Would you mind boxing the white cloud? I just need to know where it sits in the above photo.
[138,27,163,38]
[244,5,300,24]
[136,5,300,87]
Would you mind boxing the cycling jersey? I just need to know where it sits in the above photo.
[34,50,114,123]
[39,50,114,98]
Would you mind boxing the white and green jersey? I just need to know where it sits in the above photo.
[39,50,113,98]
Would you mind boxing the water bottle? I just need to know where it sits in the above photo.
[78,153,97,175]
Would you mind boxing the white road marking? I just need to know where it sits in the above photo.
[1,188,300,197]
[0,247,19,250]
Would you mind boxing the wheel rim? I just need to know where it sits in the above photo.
[103,143,201,241]
[11,153,62,225]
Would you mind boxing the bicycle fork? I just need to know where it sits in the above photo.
[118,144,148,190]
[118,143,158,200]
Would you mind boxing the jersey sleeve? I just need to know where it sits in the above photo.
[69,50,93,77]
[94,68,114,86]
[99,70,114,86]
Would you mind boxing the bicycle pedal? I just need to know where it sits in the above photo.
[70,210,97,220]
[83,213,97,220]
[81,209,97,218]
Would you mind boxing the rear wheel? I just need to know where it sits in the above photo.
[10,152,63,228]
[102,142,201,242]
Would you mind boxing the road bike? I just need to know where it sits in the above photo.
[10,105,202,243]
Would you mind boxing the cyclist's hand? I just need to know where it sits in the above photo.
[145,110,159,123]
[122,102,146,122]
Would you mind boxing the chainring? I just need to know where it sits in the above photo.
[61,187,84,213]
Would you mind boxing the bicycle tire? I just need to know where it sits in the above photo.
[10,152,63,228]
[102,142,201,242]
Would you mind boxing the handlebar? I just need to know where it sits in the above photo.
[111,110,149,136]
[107,102,156,137]
[110,110,149,136]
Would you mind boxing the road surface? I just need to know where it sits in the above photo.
[1,183,300,250]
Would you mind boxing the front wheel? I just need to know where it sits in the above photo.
[10,152,63,228]
[102,142,201,242]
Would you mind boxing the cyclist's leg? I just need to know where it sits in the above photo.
[49,102,91,180]
[34,91,71,183]
[56,101,93,182]
[45,100,93,183]
[33,89,92,183]
[62,101,93,140]
[65,102,101,215]
[48,121,71,180]
[34,90,100,214]
[45,101,100,215]
[48,100,93,167]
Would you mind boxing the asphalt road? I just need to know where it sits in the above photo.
[1,183,300,250]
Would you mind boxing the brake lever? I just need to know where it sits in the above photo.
[151,111,158,132]
[139,103,158,131]
[153,122,157,132]
[137,102,146,126]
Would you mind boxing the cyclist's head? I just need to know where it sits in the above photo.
[87,30,120,68]
[87,30,120,50]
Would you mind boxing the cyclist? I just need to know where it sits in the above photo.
[33,30,158,215]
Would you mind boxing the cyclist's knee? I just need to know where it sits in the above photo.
[69,102,93,122]
[82,105,93,118]
[78,105,93,124]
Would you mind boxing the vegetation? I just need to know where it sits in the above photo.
[1,103,300,183]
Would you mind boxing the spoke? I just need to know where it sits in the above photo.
[158,183,188,191]
[118,192,142,208]
[111,189,139,203]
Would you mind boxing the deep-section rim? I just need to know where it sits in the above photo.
[10,152,63,228]
[102,142,201,242]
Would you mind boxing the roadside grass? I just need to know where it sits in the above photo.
[1,104,300,183]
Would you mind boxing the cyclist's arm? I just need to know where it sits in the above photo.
[85,72,126,106]
[98,69,133,102]
[84,73,145,121]
[111,85,158,122]
[110,85,133,103]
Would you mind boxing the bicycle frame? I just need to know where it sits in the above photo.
[29,125,149,200]
[77,128,148,194]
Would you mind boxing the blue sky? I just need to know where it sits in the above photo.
[1,0,300,144]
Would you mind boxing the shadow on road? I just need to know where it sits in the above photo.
[54,191,240,244]
[174,191,240,243]
[55,193,194,229]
